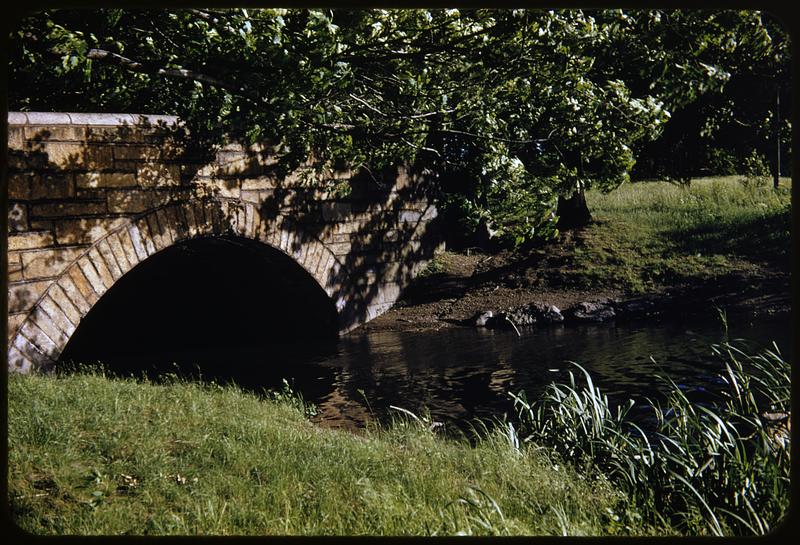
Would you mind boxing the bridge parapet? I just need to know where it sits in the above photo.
[7,112,442,372]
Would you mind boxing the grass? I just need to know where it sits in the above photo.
[560,176,793,293]
[511,339,791,536]
[8,370,645,536]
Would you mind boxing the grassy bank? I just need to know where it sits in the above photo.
[557,176,791,293]
[8,371,647,536]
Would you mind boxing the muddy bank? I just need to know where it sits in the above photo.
[357,250,791,334]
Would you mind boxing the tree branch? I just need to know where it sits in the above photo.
[85,48,258,100]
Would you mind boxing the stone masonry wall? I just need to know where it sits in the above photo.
[7,112,442,372]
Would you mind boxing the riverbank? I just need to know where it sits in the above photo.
[360,177,791,334]
[7,371,656,536]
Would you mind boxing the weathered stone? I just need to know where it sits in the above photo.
[57,274,93,315]
[36,142,86,169]
[155,208,176,245]
[55,217,127,245]
[68,265,100,305]
[21,246,86,279]
[8,252,23,281]
[106,231,132,273]
[12,333,54,370]
[8,173,31,200]
[472,310,495,327]
[49,283,83,325]
[8,230,55,251]
[85,144,115,167]
[567,301,617,323]
[30,173,75,200]
[31,201,106,218]
[19,319,60,358]
[31,305,71,346]
[8,203,28,232]
[8,314,26,342]
[113,145,160,161]
[8,126,25,149]
[76,171,137,189]
[25,125,86,142]
[76,257,108,298]
[96,239,123,280]
[87,247,115,290]
[321,202,352,221]
[7,346,34,373]
[9,280,50,313]
[136,163,181,187]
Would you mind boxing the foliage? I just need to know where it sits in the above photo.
[511,340,791,535]
[739,150,771,190]
[10,8,782,245]
[8,370,631,536]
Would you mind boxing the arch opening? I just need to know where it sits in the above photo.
[58,235,340,385]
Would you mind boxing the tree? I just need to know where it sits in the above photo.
[10,8,782,245]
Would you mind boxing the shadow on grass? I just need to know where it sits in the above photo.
[660,207,791,267]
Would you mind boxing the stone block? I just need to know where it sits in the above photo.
[164,205,187,242]
[30,173,75,200]
[8,313,26,342]
[329,242,352,256]
[8,203,28,232]
[321,202,352,221]
[241,177,277,191]
[55,217,127,245]
[136,163,181,187]
[12,333,53,370]
[107,232,132,273]
[131,220,156,257]
[155,209,175,245]
[8,173,30,200]
[21,246,86,279]
[107,189,154,213]
[25,125,86,142]
[85,247,114,293]
[7,346,33,373]
[37,142,85,169]
[115,230,141,269]
[8,280,50,313]
[19,318,60,357]
[48,284,83,326]
[8,252,23,281]
[8,230,55,251]
[24,112,72,125]
[96,239,123,280]
[398,210,422,224]
[57,274,93,315]
[30,201,106,218]
[68,264,101,305]
[31,306,71,347]
[8,126,24,150]
[76,171,137,189]
[85,144,115,168]
[113,145,161,161]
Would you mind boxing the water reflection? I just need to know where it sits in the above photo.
[75,315,791,433]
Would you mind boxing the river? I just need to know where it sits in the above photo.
[79,314,792,433]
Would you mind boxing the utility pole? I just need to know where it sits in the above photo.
[774,85,781,189]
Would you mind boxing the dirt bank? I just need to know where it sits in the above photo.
[357,242,791,335]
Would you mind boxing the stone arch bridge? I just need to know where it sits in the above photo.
[6,112,442,372]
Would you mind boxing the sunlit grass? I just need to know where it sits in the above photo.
[569,176,792,293]
[8,370,637,536]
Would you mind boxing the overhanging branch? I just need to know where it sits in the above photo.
[85,48,259,100]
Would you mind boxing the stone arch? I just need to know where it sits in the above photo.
[7,197,348,373]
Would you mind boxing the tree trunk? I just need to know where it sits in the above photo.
[556,185,592,229]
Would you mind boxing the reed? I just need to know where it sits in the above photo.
[511,340,790,535]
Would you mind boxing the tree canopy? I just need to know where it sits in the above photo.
[8,8,791,246]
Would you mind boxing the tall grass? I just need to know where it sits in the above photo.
[8,369,631,536]
[511,340,791,535]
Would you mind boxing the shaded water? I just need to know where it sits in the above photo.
[81,314,792,432]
